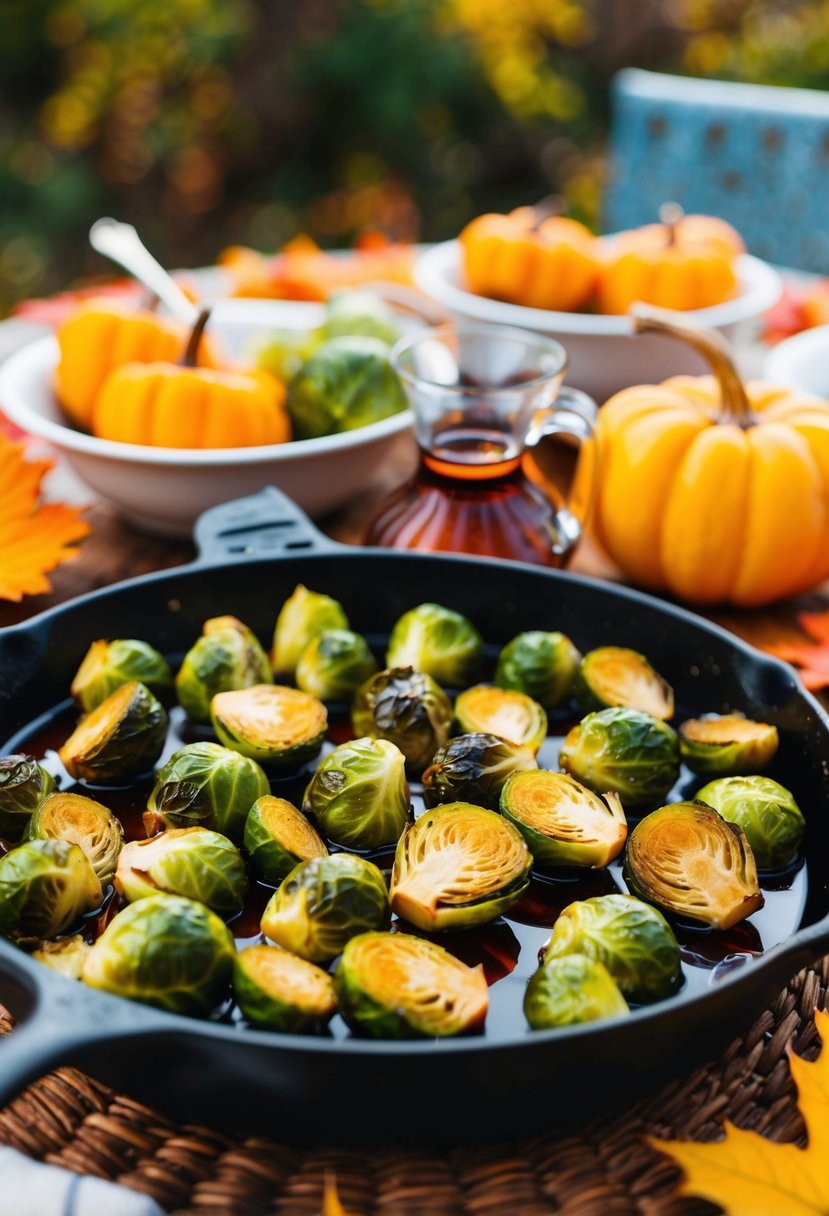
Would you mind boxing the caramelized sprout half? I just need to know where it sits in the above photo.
[27,791,124,885]
[244,796,328,886]
[234,944,337,1034]
[575,647,674,720]
[72,638,172,713]
[211,684,327,771]
[680,714,779,776]
[59,681,168,783]
[454,686,547,754]
[500,770,627,868]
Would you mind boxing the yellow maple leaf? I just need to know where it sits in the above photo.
[321,1172,352,1216]
[651,1007,829,1215]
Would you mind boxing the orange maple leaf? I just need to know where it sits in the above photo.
[760,609,829,691]
[651,1007,829,1214]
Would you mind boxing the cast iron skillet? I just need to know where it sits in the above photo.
[0,487,828,1147]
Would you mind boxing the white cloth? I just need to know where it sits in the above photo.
[0,1147,165,1216]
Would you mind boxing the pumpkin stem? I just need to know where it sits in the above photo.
[182,307,211,368]
[659,201,684,248]
[530,194,566,232]
[630,305,757,428]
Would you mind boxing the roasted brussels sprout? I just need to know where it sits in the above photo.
[385,603,482,687]
[454,686,547,754]
[115,828,248,917]
[494,631,582,710]
[256,327,321,382]
[679,714,779,776]
[295,630,377,701]
[500,770,627,868]
[272,584,349,675]
[82,893,235,1016]
[0,755,54,842]
[71,638,172,713]
[696,775,804,871]
[261,852,390,963]
[33,934,91,980]
[302,737,409,850]
[322,290,400,346]
[211,684,327,771]
[336,931,489,1038]
[524,954,630,1029]
[244,795,328,885]
[286,335,408,441]
[26,791,124,885]
[422,733,537,811]
[575,647,674,720]
[58,680,168,783]
[540,893,682,1004]
[624,802,764,929]
[145,741,269,842]
[0,839,102,941]
[176,615,272,723]
[234,944,337,1033]
[559,707,679,808]
[351,666,453,775]
[391,802,532,932]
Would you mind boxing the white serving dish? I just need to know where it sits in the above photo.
[762,323,829,397]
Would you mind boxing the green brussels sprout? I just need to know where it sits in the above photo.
[26,791,124,886]
[234,944,337,1033]
[145,741,269,842]
[321,291,400,346]
[82,893,235,1016]
[0,755,55,842]
[523,954,630,1030]
[211,684,327,771]
[302,737,409,850]
[115,828,248,917]
[272,584,349,675]
[244,795,328,886]
[575,647,674,720]
[500,770,627,868]
[0,839,102,942]
[336,931,489,1038]
[695,775,804,871]
[540,893,682,1004]
[454,685,547,754]
[58,680,168,784]
[286,335,408,441]
[494,631,582,710]
[71,638,172,713]
[624,801,764,930]
[391,802,532,932]
[33,934,91,980]
[351,666,453,775]
[261,853,390,964]
[295,630,377,701]
[559,707,679,808]
[422,733,537,811]
[176,615,272,723]
[255,327,321,382]
[385,603,482,688]
[679,714,779,777]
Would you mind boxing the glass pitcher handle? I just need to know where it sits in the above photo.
[525,385,598,559]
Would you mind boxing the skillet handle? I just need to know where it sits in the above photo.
[193,486,342,565]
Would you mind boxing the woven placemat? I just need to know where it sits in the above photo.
[0,958,826,1216]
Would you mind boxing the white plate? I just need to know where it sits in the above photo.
[763,323,829,397]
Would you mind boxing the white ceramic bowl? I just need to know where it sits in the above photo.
[415,241,782,402]
[762,324,829,397]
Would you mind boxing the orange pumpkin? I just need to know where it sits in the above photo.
[594,311,829,607]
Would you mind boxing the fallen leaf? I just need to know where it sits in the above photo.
[759,608,829,691]
[321,1172,351,1216]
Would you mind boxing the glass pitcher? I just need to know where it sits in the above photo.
[364,322,597,566]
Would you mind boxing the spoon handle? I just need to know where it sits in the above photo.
[89,218,198,324]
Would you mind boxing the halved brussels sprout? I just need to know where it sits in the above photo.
[559,707,679,808]
[145,741,269,842]
[0,839,102,941]
[494,631,582,710]
[524,954,630,1030]
[261,852,390,963]
[295,630,377,702]
[322,290,400,346]
[33,934,91,980]
[116,828,248,917]
[385,603,482,688]
[82,893,235,1016]
[422,733,537,812]
[454,686,547,754]
[286,335,408,441]
[72,639,172,713]
[211,684,327,771]
[58,681,168,783]
[26,791,124,885]
[679,714,779,776]
[234,944,337,1033]
[695,775,804,871]
[624,801,764,930]
[0,755,55,842]
[500,770,627,868]
[540,892,682,1004]
[272,584,349,675]
[391,802,532,932]
[244,795,328,885]
[336,931,489,1038]
[176,616,272,723]
[351,666,453,775]
[303,737,409,850]
[575,647,674,720]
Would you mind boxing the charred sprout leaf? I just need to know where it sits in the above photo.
[234,944,337,1033]
[385,603,483,688]
[454,685,547,754]
[494,631,582,710]
[295,630,377,702]
[524,954,630,1029]
[500,770,627,868]
[115,828,248,917]
[0,755,54,842]
[696,775,804,871]
[336,931,488,1038]
[176,616,272,723]
[575,647,674,720]
[286,335,408,441]
[321,290,400,346]
[351,666,453,776]
[33,934,91,980]
[303,737,409,850]
[391,802,532,932]
[422,733,537,811]
[58,680,168,784]
[559,707,679,808]
[145,742,269,842]
[72,639,172,713]
[26,791,124,885]
[0,839,102,941]
[211,684,327,771]
[244,796,328,886]
[680,714,779,776]
[271,585,349,675]
[624,801,764,930]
